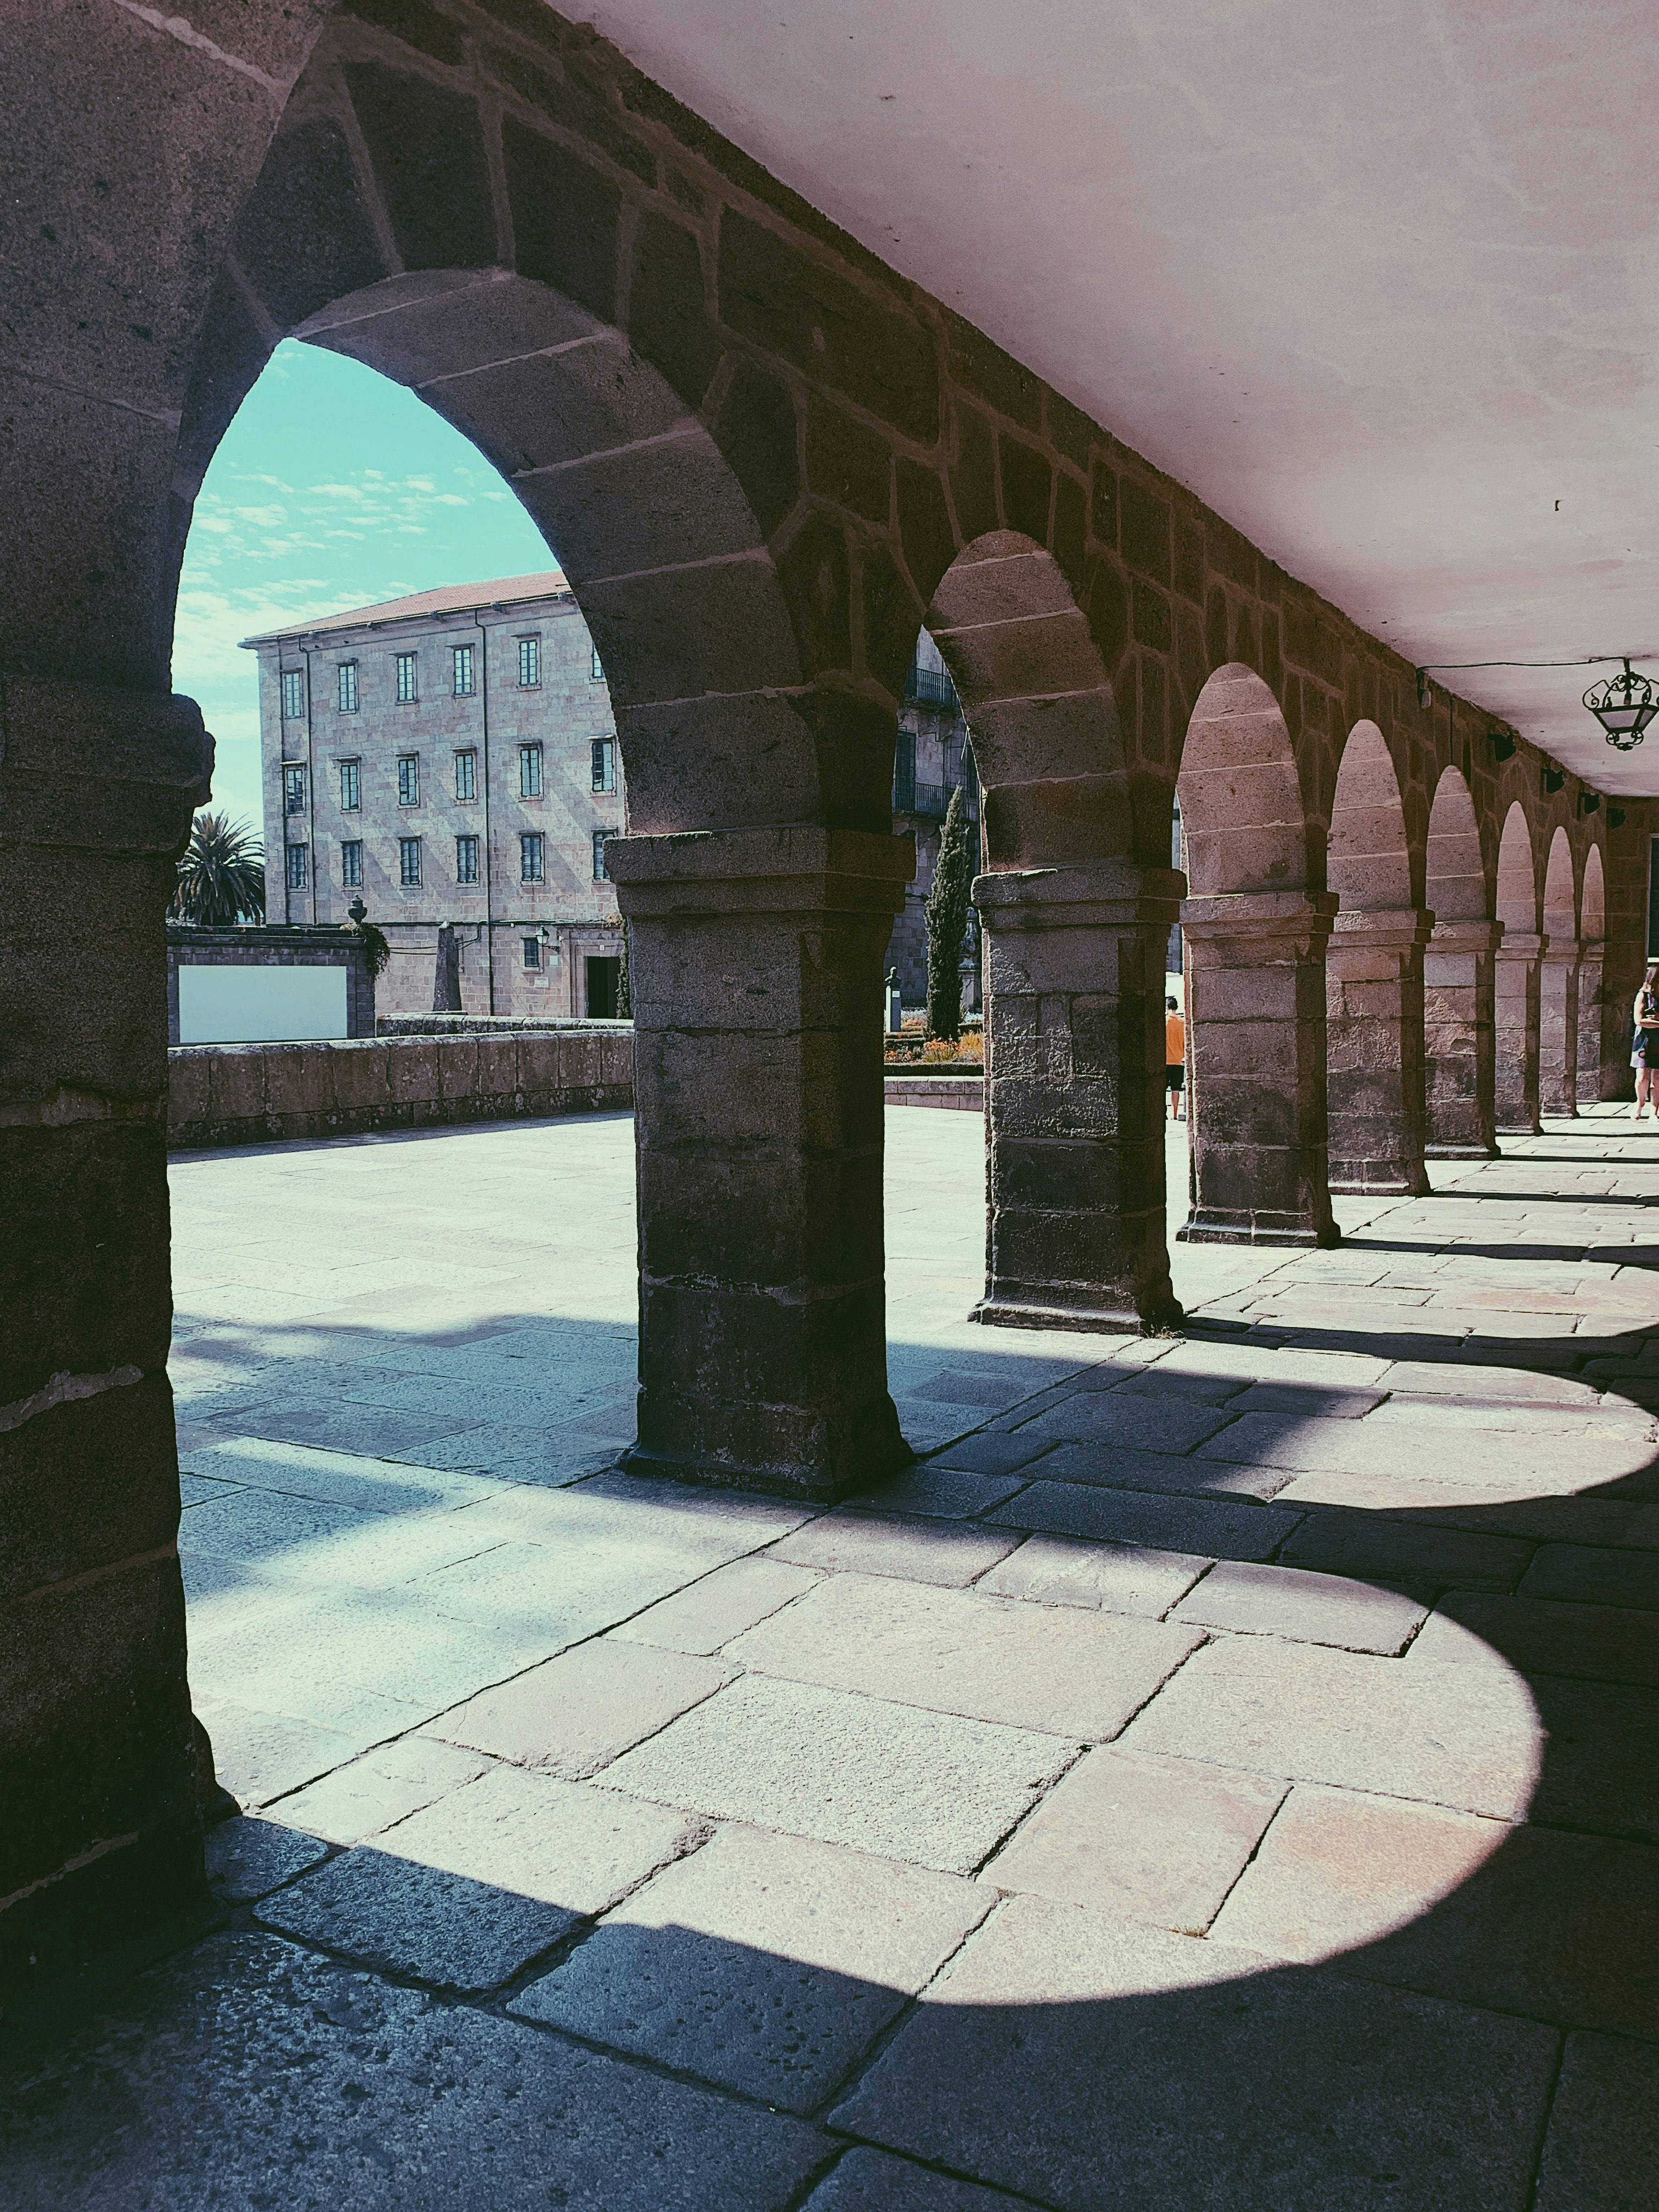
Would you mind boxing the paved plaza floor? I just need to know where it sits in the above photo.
[5,1105,1659,2207]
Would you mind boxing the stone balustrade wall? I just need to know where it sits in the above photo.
[167,1032,633,1152]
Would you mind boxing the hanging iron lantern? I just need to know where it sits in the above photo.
[1584,659,1659,750]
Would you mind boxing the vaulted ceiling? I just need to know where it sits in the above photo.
[582,0,1659,790]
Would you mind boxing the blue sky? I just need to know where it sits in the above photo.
[173,340,555,830]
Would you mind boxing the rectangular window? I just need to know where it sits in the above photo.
[455,834,479,885]
[283,764,306,815]
[590,645,605,682]
[399,837,421,888]
[339,759,360,811]
[341,840,363,888]
[453,644,475,696]
[396,652,418,704]
[893,732,917,811]
[592,828,612,881]
[521,832,545,883]
[286,843,308,890]
[523,934,541,970]
[397,754,419,806]
[454,748,477,803]
[337,662,358,713]
[281,669,306,719]
[519,742,542,798]
[591,738,616,793]
[517,636,540,688]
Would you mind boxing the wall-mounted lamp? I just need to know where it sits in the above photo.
[1584,659,1659,751]
[1543,766,1566,795]
[1609,806,1627,830]
[1579,791,1601,816]
[1489,728,1517,762]
[1414,669,1433,709]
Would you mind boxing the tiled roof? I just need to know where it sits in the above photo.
[239,570,570,646]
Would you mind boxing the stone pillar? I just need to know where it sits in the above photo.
[1325,907,1433,1194]
[0,673,213,1972]
[1424,919,1502,1159]
[606,826,913,1503]
[1576,947,1606,1104]
[1539,937,1582,1116]
[972,861,1183,1335]
[1176,890,1340,1246]
[1494,933,1545,1134]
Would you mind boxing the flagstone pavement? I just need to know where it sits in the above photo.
[5,1105,1659,2209]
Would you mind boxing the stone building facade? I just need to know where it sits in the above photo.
[889,630,981,1013]
[244,574,628,1017]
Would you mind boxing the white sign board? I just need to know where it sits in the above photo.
[178,963,349,1045]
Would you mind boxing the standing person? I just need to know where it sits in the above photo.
[1166,995,1186,1122]
[1633,965,1659,1119]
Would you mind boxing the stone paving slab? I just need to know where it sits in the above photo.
[183,1435,506,1514]
[831,1893,1559,2212]
[989,1482,1301,1560]
[1013,1393,1239,1454]
[266,1734,492,1844]
[194,1693,399,1809]
[1519,1542,1659,1610]
[919,1431,1059,1477]
[178,1486,511,1589]
[607,1558,822,1654]
[727,1572,1204,1740]
[1277,1510,1532,1592]
[204,1815,332,1904]
[512,1823,989,2111]
[1410,1592,1659,1687]
[853,1466,1031,1519]
[977,1534,1210,1618]
[603,1675,1074,1874]
[1209,1784,1659,2038]
[1533,2032,1659,2212]
[0,1933,826,2209]
[1121,1639,1542,1819]
[803,2148,1025,2210]
[1171,1560,1429,1654]
[981,1747,1286,1933]
[256,1769,703,1991]
[768,1513,1020,1587]
[431,1640,733,1774]
[1023,1439,1294,1500]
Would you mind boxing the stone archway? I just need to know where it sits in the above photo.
[1578,843,1609,1102]
[1324,721,1430,1193]
[1423,765,1500,1156]
[926,534,1181,1331]
[1540,827,1581,1115]
[1495,803,1544,1133]
[1175,666,1335,1246]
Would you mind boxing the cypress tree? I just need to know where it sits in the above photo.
[924,782,973,1042]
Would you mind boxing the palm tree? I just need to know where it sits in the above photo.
[172,811,266,926]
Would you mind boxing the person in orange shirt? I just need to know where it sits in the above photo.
[1165,995,1186,1121]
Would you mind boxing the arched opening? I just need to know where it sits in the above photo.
[1174,667,1335,1245]
[1324,723,1429,1193]
[1495,804,1544,1134]
[1423,766,1499,1156]
[1539,827,1582,1115]
[923,534,1179,1330]
[1578,844,1610,1103]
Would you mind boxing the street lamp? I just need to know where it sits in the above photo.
[1584,660,1659,751]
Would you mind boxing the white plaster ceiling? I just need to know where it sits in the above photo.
[578,0,1659,793]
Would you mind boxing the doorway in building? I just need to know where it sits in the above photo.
[586,955,622,1018]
